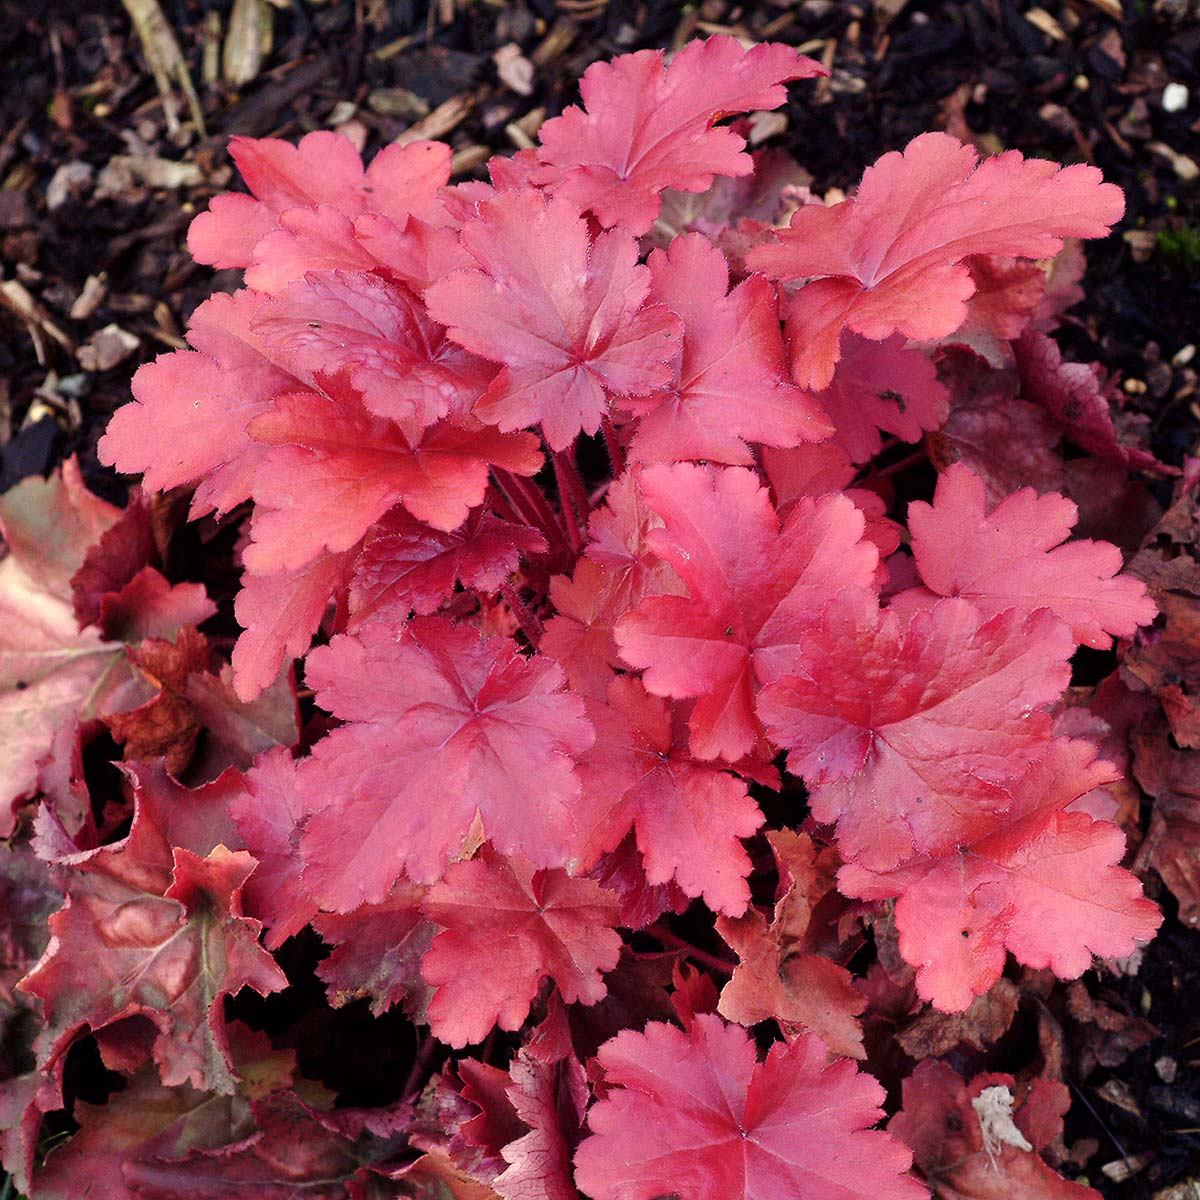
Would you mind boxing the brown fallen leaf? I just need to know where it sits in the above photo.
[897,978,1020,1058]
[1133,717,1200,928]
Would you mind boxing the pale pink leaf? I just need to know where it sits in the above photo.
[534,36,824,235]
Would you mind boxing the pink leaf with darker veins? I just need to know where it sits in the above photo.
[533,36,825,235]
[297,618,594,909]
[839,739,1161,1010]
[98,291,297,517]
[425,188,682,450]
[253,271,495,433]
[230,548,355,702]
[227,746,317,950]
[573,1014,924,1200]
[757,593,1075,870]
[747,133,1124,389]
[421,847,622,1047]
[188,131,451,268]
[244,386,541,572]
[614,464,878,762]
[899,462,1156,649]
[622,232,831,465]
[349,506,547,626]
[576,676,764,916]
[812,334,950,463]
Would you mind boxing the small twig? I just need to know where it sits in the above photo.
[646,924,735,976]
[552,450,585,553]
[501,581,544,647]
[601,416,626,477]
[121,0,207,137]
[861,446,928,482]
[401,1031,439,1102]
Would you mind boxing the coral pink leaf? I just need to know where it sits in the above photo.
[244,388,541,572]
[227,746,318,949]
[98,292,295,515]
[614,464,877,761]
[243,205,378,293]
[903,463,1156,649]
[840,739,1161,1011]
[576,677,764,915]
[757,594,1075,870]
[188,132,451,269]
[298,618,594,908]
[814,334,950,463]
[748,133,1125,389]
[624,232,832,464]
[573,1014,924,1200]
[421,848,622,1047]
[424,188,683,451]
[349,506,547,626]
[533,36,825,235]
[231,549,356,703]
[252,270,494,432]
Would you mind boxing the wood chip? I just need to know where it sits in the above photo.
[1095,1076,1142,1117]
[1083,0,1122,16]
[1025,7,1067,40]
[395,94,472,147]
[69,274,108,321]
[95,155,202,198]
[1100,1152,1152,1183]
[0,277,75,362]
[530,18,576,67]
[747,110,788,144]
[1153,1182,1200,1200]
[1149,141,1200,182]
[1124,229,1157,263]
[450,145,491,177]
[120,0,207,136]
[493,43,534,97]
[224,0,274,88]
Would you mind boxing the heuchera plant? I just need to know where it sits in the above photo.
[1,33,1168,1200]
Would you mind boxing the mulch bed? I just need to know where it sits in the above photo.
[1,0,1199,1195]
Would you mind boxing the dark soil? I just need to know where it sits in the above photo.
[1,0,1199,1196]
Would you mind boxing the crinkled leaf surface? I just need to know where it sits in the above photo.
[573,1014,924,1200]
[534,36,824,234]
[840,739,1161,1010]
[901,463,1156,648]
[748,133,1124,388]
[21,828,285,1093]
[757,594,1075,869]
[576,676,764,915]
[623,232,830,464]
[426,188,682,450]
[421,848,622,1047]
[615,464,877,761]
[298,618,594,907]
